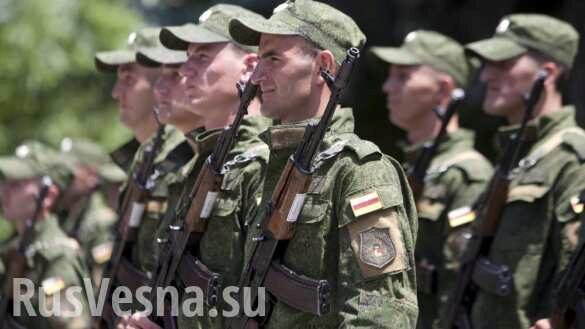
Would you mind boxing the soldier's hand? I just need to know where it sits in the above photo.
[116,312,161,329]
[530,319,553,329]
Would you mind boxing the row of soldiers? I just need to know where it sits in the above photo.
[0,0,584,328]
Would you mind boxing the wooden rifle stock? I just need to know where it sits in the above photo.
[442,71,548,329]
[226,47,361,329]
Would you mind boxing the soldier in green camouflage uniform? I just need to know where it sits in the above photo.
[224,1,418,327]
[371,31,493,328]
[119,5,272,329]
[58,137,126,287]
[461,14,585,329]
[0,141,91,329]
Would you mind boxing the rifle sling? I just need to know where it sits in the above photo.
[263,260,330,316]
[177,253,221,307]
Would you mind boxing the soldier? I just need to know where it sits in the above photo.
[462,14,585,329]
[229,0,417,327]
[0,141,91,329]
[59,137,126,287]
[119,4,271,329]
[371,30,493,328]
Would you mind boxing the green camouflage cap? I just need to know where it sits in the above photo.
[160,4,263,52]
[135,47,187,67]
[229,0,366,62]
[371,30,471,87]
[95,27,162,72]
[0,141,74,190]
[466,14,580,69]
[60,138,126,183]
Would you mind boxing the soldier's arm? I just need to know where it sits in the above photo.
[335,155,418,328]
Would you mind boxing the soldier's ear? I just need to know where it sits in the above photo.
[240,53,259,85]
[436,73,456,103]
[315,50,336,80]
[540,61,562,91]
[43,184,61,212]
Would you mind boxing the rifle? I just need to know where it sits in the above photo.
[0,176,52,328]
[147,77,259,325]
[99,111,166,328]
[407,88,466,201]
[442,71,548,329]
[226,47,360,329]
[549,191,585,329]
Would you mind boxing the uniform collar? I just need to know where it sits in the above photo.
[259,107,356,151]
[496,106,576,150]
[186,128,221,155]
[402,129,475,164]
[31,214,61,242]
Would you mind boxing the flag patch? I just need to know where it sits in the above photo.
[448,206,476,227]
[571,194,584,214]
[350,191,383,217]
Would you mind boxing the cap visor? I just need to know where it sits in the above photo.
[229,16,298,46]
[0,158,37,181]
[370,47,422,65]
[465,37,527,62]
[160,24,230,50]
[95,50,136,72]
[136,47,187,67]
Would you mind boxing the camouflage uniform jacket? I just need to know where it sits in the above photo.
[244,108,419,329]
[402,129,493,329]
[471,107,585,329]
[126,125,193,274]
[1,215,91,329]
[173,115,271,329]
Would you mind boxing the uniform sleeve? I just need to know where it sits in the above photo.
[334,155,419,328]
[549,158,585,309]
[37,255,91,329]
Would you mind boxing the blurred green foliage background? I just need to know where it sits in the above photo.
[0,0,582,159]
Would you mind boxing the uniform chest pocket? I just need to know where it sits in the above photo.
[506,183,550,204]
[297,196,329,224]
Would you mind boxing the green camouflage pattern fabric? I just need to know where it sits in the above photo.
[170,115,271,329]
[402,129,493,329]
[0,215,91,329]
[58,191,117,286]
[243,108,419,328]
[127,125,189,273]
[471,107,585,329]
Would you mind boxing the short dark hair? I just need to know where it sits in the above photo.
[527,50,569,93]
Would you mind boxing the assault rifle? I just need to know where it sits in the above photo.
[442,71,548,329]
[226,47,361,329]
[147,78,259,326]
[0,176,52,328]
[407,88,466,201]
[548,191,585,329]
[99,111,166,328]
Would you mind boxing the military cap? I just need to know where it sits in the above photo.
[95,27,162,72]
[371,30,471,87]
[159,5,263,52]
[0,141,74,190]
[466,14,580,69]
[136,46,187,67]
[229,0,366,63]
[60,138,126,183]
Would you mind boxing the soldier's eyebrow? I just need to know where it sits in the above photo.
[261,50,280,59]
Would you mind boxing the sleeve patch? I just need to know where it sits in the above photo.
[350,191,383,218]
[570,194,584,214]
[42,277,66,296]
[448,206,477,228]
[347,208,408,278]
[91,242,114,264]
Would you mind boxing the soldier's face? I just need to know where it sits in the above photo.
[0,178,41,223]
[480,54,541,122]
[382,65,442,129]
[253,35,317,122]
[153,65,194,125]
[180,43,244,117]
[112,63,159,129]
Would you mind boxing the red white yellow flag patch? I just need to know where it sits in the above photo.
[350,191,383,217]
[448,206,476,227]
